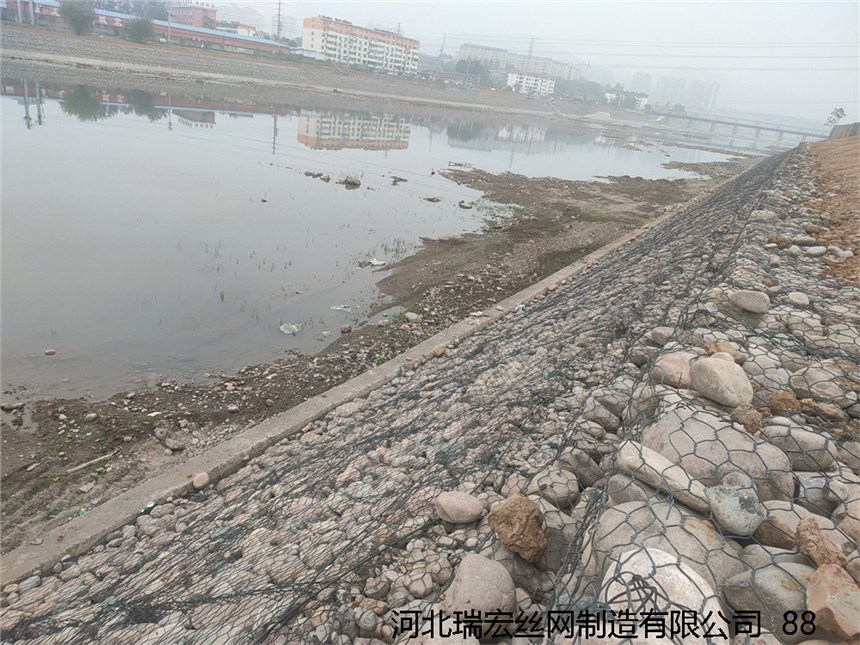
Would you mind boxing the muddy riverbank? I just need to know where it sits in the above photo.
[0,152,756,554]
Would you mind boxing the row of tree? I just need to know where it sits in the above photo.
[59,0,155,42]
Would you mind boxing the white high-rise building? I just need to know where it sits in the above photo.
[506,72,555,97]
[302,16,419,75]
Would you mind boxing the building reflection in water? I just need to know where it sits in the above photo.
[297,113,410,150]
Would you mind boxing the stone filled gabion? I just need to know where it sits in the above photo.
[2,145,859,645]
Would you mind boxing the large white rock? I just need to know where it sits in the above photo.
[690,356,754,407]
[652,351,697,388]
[760,425,836,471]
[527,467,579,509]
[591,500,747,591]
[435,491,483,524]
[789,365,850,407]
[642,408,794,501]
[601,547,722,637]
[444,554,516,633]
[723,563,814,642]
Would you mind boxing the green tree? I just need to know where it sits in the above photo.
[60,1,95,36]
[825,107,846,127]
[60,85,107,122]
[126,17,153,43]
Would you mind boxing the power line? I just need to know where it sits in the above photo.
[405,30,858,48]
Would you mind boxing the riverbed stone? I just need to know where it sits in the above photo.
[760,425,835,471]
[652,351,696,388]
[642,408,793,502]
[690,357,754,407]
[435,491,483,524]
[527,467,578,509]
[729,290,770,314]
[723,563,814,641]
[444,554,516,633]
[705,479,765,536]
[600,547,721,626]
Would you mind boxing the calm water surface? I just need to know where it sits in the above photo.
[1,81,729,399]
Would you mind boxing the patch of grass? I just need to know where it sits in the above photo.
[538,249,589,275]
[484,240,512,257]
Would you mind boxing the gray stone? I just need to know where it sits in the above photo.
[601,547,722,627]
[591,500,746,591]
[435,491,483,524]
[805,246,827,257]
[787,292,809,308]
[729,290,770,314]
[527,467,579,509]
[705,480,765,536]
[760,426,835,471]
[789,366,850,407]
[690,357,754,407]
[444,554,516,632]
[17,576,40,594]
[740,544,811,570]
[642,408,793,501]
[793,235,817,247]
[723,563,814,641]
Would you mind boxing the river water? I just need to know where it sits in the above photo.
[1,80,730,400]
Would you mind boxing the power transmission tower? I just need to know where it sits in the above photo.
[276,0,283,38]
[440,33,446,57]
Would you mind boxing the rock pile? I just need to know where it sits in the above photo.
[1,144,857,644]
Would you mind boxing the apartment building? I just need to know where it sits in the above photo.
[302,16,419,75]
[506,72,555,97]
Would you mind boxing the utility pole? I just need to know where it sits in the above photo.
[527,37,534,74]
[16,0,22,24]
[28,0,35,24]
[439,33,445,57]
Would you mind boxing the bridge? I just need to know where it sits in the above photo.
[651,110,828,141]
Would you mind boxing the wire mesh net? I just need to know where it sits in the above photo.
[2,143,858,645]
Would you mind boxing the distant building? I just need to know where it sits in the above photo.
[686,81,719,111]
[630,72,652,94]
[606,89,649,110]
[654,76,686,107]
[506,72,555,97]
[301,16,419,75]
[459,43,574,80]
[215,3,264,31]
[170,0,216,29]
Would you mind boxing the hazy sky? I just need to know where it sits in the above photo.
[230,1,859,123]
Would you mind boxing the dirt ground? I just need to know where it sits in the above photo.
[809,136,860,285]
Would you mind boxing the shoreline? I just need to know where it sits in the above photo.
[0,152,756,555]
